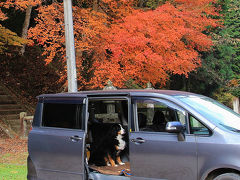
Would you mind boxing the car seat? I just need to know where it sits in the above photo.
[138,113,154,131]
[152,111,166,132]
[138,113,147,130]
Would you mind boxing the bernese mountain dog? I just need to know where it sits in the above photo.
[89,123,127,167]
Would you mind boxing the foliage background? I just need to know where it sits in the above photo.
[0,0,239,106]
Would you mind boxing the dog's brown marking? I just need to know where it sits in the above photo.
[116,156,123,164]
[104,156,109,165]
[107,153,116,167]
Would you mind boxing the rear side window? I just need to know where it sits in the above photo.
[42,103,83,129]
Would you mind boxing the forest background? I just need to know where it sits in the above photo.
[0,0,239,108]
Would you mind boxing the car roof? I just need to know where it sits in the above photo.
[37,89,201,99]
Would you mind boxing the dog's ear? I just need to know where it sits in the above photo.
[111,124,120,136]
[111,124,118,131]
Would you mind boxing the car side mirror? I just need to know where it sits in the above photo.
[166,121,185,141]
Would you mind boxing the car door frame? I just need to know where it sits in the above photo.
[85,94,132,178]
[28,97,88,180]
[129,96,198,180]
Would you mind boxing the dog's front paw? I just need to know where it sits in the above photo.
[114,165,118,167]
[107,163,111,166]
[119,162,125,165]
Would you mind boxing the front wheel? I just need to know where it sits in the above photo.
[213,173,240,180]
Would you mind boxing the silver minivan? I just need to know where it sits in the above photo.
[27,90,240,180]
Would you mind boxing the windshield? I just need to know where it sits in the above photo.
[176,95,240,132]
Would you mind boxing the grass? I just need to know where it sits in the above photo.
[0,164,27,180]
[0,138,28,180]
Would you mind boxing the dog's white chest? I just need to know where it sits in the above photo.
[116,134,126,150]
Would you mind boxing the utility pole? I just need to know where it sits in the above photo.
[63,0,78,92]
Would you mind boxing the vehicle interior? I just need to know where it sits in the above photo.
[85,98,130,179]
[85,98,186,179]
[136,104,186,133]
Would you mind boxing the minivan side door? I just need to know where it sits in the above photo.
[28,98,86,180]
[129,97,197,180]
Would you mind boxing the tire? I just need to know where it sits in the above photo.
[213,173,240,180]
[27,156,37,180]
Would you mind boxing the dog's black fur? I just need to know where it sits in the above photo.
[89,123,127,166]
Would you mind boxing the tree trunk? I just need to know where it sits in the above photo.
[139,0,144,8]
[20,5,32,56]
[233,97,240,113]
[93,0,99,11]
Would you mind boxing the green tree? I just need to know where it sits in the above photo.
[224,0,240,96]
[0,8,27,54]
[170,0,240,99]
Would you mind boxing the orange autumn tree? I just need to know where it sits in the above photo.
[28,0,133,88]
[28,0,134,64]
[90,0,220,88]
[0,9,5,19]
[3,0,40,10]
[28,1,111,87]
[28,0,220,89]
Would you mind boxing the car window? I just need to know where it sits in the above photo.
[177,95,240,133]
[189,115,210,135]
[42,103,83,129]
[88,100,128,125]
[134,98,186,133]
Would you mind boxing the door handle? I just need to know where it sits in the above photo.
[70,135,82,141]
[131,138,145,144]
